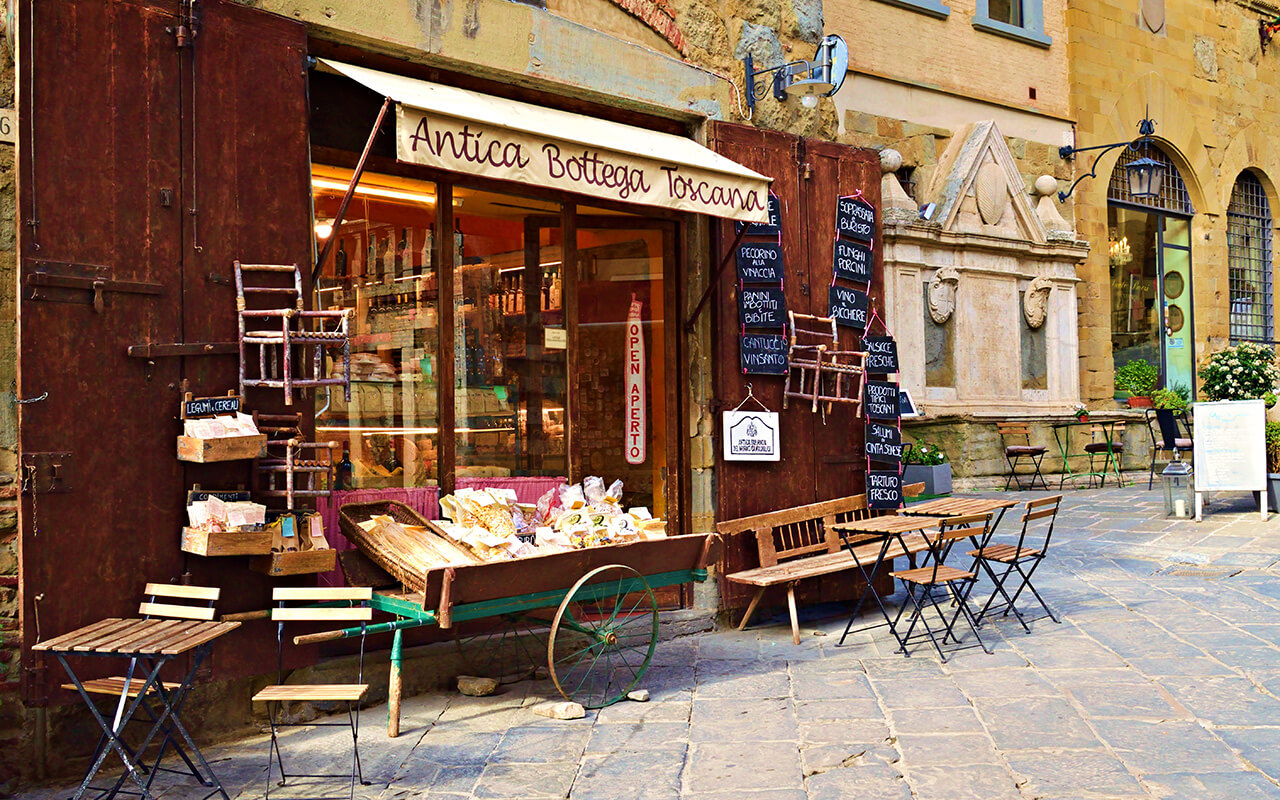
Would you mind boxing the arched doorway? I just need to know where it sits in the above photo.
[1107,143,1195,394]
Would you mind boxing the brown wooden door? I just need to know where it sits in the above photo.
[707,122,881,608]
[17,0,310,706]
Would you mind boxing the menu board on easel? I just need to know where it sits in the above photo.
[1192,399,1267,521]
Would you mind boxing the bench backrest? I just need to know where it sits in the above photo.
[716,482,924,568]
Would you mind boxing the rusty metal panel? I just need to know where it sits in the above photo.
[17,0,312,706]
[18,0,185,706]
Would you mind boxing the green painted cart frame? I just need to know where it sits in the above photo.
[300,533,719,736]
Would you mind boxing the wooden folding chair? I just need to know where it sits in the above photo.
[254,587,374,800]
[64,584,221,799]
[969,495,1063,632]
[782,311,867,415]
[888,513,992,662]
[996,422,1048,491]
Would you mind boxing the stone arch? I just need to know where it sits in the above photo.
[1218,124,1280,225]
[1082,71,1214,216]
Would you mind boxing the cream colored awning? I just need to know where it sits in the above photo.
[318,59,772,223]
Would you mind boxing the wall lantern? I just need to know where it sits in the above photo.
[1057,116,1162,203]
[744,34,849,111]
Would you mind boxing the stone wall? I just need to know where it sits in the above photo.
[1068,0,1280,402]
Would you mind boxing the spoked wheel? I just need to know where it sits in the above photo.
[454,613,552,684]
[547,564,658,709]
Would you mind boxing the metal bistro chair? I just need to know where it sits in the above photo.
[64,584,222,800]
[1084,422,1125,487]
[1145,408,1194,489]
[888,513,993,662]
[969,495,1063,633]
[254,587,374,800]
[996,422,1049,491]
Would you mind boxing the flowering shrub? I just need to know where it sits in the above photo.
[904,441,947,466]
[1198,342,1280,403]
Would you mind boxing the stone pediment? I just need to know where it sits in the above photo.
[926,121,1047,244]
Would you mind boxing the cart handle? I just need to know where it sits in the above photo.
[293,629,347,646]
[221,610,271,622]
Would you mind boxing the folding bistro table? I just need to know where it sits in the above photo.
[831,514,945,651]
[33,617,240,800]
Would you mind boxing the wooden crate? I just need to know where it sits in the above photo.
[177,433,267,463]
[250,549,337,576]
[181,527,273,556]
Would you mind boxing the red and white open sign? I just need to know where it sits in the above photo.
[625,296,646,465]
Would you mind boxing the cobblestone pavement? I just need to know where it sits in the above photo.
[22,486,1280,799]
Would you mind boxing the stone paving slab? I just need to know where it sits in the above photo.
[22,486,1280,799]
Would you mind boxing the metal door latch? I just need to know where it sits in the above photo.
[21,452,73,494]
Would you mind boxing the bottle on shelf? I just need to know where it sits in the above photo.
[335,446,354,491]
[395,228,407,278]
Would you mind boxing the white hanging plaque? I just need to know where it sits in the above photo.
[625,297,646,465]
[723,411,781,462]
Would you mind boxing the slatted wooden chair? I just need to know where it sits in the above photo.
[782,311,868,415]
[236,261,352,406]
[997,422,1048,491]
[969,495,1063,632]
[63,583,221,798]
[1084,422,1125,487]
[888,512,992,662]
[254,587,374,800]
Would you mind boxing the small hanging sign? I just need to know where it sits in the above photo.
[867,470,903,510]
[864,421,903,463]
[828,285,869,330]
[182,391,241,419]
[863,335,899,373]
[625,296,646,465]
[740,333,789,375]
[833,239,873,284]
[735,193,782,237]
[836,194,876,244]
[723,386,780,461]
[865,380,901,420]
[739,286,787,329]
[736,242,784,285]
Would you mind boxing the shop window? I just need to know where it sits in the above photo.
[1020,291,1047,390]
[972,0,1051,46]
[454,190,567,484]
[924,285,954,387]
[1227,171,1273,343]
[313,166,441,490]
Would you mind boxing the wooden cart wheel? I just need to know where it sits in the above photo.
[547,564,658,709]
[453,613,551,684]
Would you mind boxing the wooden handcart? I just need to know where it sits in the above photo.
[305,501,718,736]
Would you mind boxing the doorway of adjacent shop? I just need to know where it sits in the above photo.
[1107,144,1196,396]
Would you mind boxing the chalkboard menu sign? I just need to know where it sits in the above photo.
[735,193,782,237]
[186,487,252,504]
[833,239,872,284]
[836,195,876,244]
[865,380,901,420]
[864,336,899,373]
[866,470,903,510]
[739,286,787,329]
[184,393,240,419]
[864,421,902,463]
[740,333,788,375]
[828,285,868,330]
[736,243,784,285]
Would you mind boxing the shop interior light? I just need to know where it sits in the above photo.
[1057,115,1162,203]
[743,34,848,112]
[314,220,334,239]
[312,177,436,205]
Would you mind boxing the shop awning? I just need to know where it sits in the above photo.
[317,59,772,223]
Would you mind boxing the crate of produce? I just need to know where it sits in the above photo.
[180,527,273,556]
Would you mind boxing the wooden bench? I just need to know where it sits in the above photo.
[717,483,927,644]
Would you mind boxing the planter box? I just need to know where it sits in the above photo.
[902,464,951,496]
[181,527,273,556]
[177,433,267,463]
[1269,474,1280,514]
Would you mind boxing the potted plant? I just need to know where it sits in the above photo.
[1115,358,1159,407]
[1151,387,1189,413]
[1198,342,1280,405]
[1268,421,1280,513]
[1071,402,1089,422]
[903,441,951,497]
